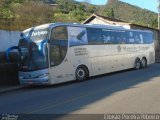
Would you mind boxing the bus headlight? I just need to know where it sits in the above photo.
[38,73,48,78]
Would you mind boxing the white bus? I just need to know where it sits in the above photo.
[17,23,155,85]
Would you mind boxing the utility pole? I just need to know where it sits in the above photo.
[158,0,160,29]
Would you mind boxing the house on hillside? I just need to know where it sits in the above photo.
[82,14,160,61]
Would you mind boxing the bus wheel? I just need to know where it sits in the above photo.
[76,66,89,81]
[134,58,141,70]
[141,58,147,68]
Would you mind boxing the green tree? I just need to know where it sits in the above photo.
[104,8,114,18]
[69,8,86,22]
[1,9,14,18]
[150,17,158,28]
[85,4,96,13]
[56,0,76,13]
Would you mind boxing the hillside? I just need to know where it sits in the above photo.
[102,0,157,28]
[0,0,158,30]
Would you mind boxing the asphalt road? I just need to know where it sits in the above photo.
[0,63,160,117]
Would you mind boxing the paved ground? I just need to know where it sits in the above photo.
[0,63,160,119]
[0,86,24,94]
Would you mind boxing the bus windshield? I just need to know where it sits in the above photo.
[18,28,49,71]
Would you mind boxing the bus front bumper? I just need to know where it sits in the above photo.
[19,69,50,85]
[19,76,49,85]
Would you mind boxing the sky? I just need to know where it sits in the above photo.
[76,0,158,13]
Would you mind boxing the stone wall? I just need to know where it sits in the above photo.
[0,30,20,86]
[0,63,19,86]
[0,30,21,52]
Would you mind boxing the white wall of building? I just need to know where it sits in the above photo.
[90,18,110,25]
[0,30,21,52]
[89,18,131,29]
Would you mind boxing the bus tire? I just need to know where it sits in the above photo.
[75,66,89,81]
[141,57,147,68]
[134,58,141,70]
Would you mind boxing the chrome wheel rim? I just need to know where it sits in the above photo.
[76,68,85,80]
[141,59,146,68]
[135,60,140,69]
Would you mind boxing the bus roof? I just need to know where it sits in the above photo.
[23,22,152,33]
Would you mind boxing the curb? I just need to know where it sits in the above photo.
[0,86,25,94]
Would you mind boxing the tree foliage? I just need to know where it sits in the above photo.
[102,0,158,28]
[103,7,114,18]
[0,0,158,30]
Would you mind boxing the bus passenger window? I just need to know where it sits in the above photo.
[142,32,153,44]
[134,32,141,44]
[87,28,103,44]
[129,32,134,43]
[68,27,88,46]
[102,29,124,44]
[139,34,144,44]
[125,31,135,44]
[102,29,113,44]
[103,35,111,43]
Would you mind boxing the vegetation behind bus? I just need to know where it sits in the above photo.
[0,0,158,31]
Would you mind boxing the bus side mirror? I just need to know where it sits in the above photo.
[6,46,19,63]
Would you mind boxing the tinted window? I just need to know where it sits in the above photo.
[133,32,143,44]
[87,28,103,44]
[125,31,153,44]
[125,31,135,44]
[68,27,88,47]
[50,26,68,41]
[142,32,153,44]
[102,29,125,44]
[50,26,68,66]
